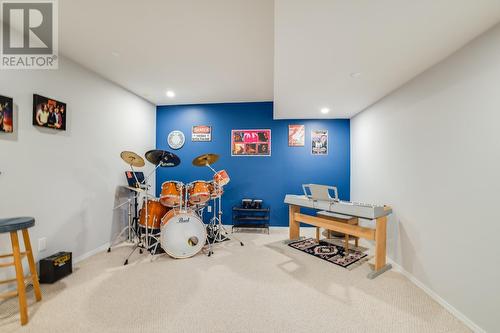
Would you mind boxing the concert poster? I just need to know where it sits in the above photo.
[311,129,328,155]
[288,124,305,147]
[231,129,271,156]
[33,94,67,131]
[0,95,13,133]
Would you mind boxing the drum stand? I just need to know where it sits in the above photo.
[204,165,244,256]
[120,167,152,265]
[108,192,140,252]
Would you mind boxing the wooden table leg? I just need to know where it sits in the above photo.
[315,227,320,242]
[344,234,349,254]
[22,229,42,302]
[10,231,28,325]
[289,205,300,240]
[374,216,387,271]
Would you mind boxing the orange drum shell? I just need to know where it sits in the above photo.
[160,181,182,207]
[213,170,230,186]
[139,200,169,229]
[188,181,210,204]
[208,182,224,198]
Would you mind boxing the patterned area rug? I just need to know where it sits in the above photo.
[288,238,368,269]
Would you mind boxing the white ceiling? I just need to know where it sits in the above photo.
[57,1,500,118]
[274,0,500,119]
[59,0,274,106]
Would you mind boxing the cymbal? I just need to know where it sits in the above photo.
[192,153,219,167]
[145,150,181,167]
[120,151,145,167]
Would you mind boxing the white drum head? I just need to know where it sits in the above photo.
[161,211,206,259]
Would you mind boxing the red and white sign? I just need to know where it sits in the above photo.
[192,125,212,142]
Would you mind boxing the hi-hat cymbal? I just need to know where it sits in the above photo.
[145,150,181,167]
[120,151,145,167]
[192,153,219,167]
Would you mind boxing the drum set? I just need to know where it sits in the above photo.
[110,150,242,265]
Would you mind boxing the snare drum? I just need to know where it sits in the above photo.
[208,181,224,198]
[139,199,169,229]
[188,181,210,205]
[160,181,183,207]
[213,170,230,186]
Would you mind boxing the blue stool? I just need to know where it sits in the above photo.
[0,217,42,325]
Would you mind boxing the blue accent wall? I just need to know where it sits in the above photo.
[156,102,350,227]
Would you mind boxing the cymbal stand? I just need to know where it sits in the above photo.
[143,158,166,186]
[108,194,138,252]
[123,163,153,265]
[205,164,244,256]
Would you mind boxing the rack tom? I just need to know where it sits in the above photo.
[213,170,230,186]
[208,181,224,198]
[188,181,210,205]
[160,181,183,207]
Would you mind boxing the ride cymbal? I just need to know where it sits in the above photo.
[145,150,181,167]
[120,151,145,167]
[192,153,219,167]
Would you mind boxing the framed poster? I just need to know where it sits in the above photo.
[288,124,305,147]
[311,129,328,155]
[0,95,13,133]
[231,129,271,156]
[33,94,66,130]
[192,125,212,142]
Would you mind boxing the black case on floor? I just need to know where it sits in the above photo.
[39,252,72,284]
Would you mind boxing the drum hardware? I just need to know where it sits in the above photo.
[192,153,219,167]
[187,180,211,205]
[108,192,140,252]
[120,151,145,168]
[160,181,184,207]
[192,153,244,256]
[121,151,146,192]
[130,150,179,263]
[143,149,181,186]
[115,150,177,265]
[160,208,207,259]
[145,149,181,167]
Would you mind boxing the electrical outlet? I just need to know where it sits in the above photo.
[38,238,47,252]
[207,205,212,213]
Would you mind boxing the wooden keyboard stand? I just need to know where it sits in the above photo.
[288,204,392,279]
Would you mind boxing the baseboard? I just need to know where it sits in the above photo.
[72,242,111,264]
[388,258,485,333]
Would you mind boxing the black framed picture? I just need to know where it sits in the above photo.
[33,94,66,130]
[0,95,13,133]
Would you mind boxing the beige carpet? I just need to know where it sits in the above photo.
[0,228,469,333]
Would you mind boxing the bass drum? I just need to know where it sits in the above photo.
[160,209,207,259]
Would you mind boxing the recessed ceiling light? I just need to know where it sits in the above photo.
[350,72,362,78]
[320,107,330,114]
[166,90,175,98]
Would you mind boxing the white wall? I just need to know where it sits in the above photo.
[0,57,156,288]
[351,24,500,332]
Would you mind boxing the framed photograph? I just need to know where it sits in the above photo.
[33,94,66,130]
[288,124,305,146]
[0,95,13,133]
[231,129,271,156]
[311,129,328,155]
[192,125,212,142]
